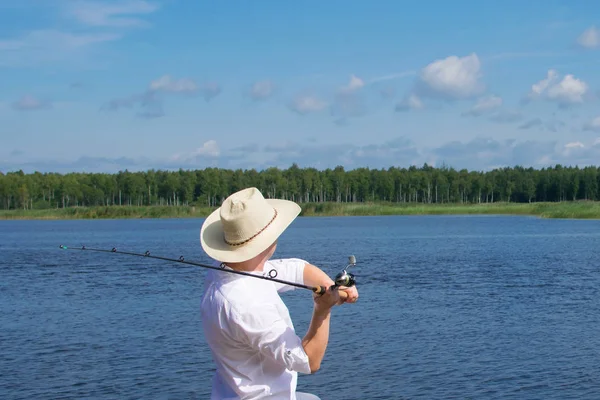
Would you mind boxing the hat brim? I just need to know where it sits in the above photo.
[200,199,301,263]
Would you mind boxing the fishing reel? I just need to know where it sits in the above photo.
[333,255,357,288]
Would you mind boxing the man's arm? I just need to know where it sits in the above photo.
[300,263,360,372]
[242,263,357,374]
[303,262,335,288]
[267,259,309,293]
[304,262,358,304]
[301,308,331,373]
[301,287,340,373]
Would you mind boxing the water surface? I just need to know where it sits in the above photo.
[2,215,600,399]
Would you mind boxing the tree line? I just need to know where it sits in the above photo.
[0,163,596,210]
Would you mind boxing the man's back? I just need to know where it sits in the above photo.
[200,261,311,399]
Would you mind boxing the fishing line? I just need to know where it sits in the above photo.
[58,245,357,295]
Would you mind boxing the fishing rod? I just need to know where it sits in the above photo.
[58,245,357,296]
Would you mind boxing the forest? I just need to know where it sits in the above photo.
[0,163,596,210]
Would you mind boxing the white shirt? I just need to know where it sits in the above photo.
[200,258,312,400]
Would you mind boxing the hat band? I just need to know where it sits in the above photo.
[223,208,278,247]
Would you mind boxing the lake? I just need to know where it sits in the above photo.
[2,215,600,399]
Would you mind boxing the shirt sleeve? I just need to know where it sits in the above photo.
[234,303,312,374]
[265,258,306,293]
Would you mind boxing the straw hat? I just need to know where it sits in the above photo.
[200,187,301,263]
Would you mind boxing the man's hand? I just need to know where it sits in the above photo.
[303,262,359,304]
[338,285,359,303]
[313,285,342,312]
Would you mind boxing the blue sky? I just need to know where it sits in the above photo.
[2,0,600,174]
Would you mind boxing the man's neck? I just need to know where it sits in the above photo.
[221,245,274,273]
[225,259,265,273]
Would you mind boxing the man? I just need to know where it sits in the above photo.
[199,187,359,399]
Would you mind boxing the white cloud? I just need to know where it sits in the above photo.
[149,75,198,94]
[547,75,588,104]
[488,109,524,124]
[200,82,222,101]
[379,86,396,99]
[330,91,367,120]
[263,141,299,153]
[7,136,600,174]
[170,140,220,162]
[368,70,416,84]
[66,0,159,28]
[102,91,157,109]
[518,118,542,130]
[417,53,485,100]
[101,90,163,118]
[0,151,226,174]
[288,95,328,114]
[320,75,370,121]
[565,141,584,149]
[428,137,600,170]
[462,95,502,116]
[149,76,221,100]
[0,1,160,67]
[0,156,147,174]
[255,136,600,171]
[0,29,120,67]
[528,69,589,107]
[395,94,423,112]
[256,137,421,170]
[583,116,600,132]
[192,140,220,157]
[577,26,600,49]
[249,80,275,101]
[530,69,558,96]
[519,117,566,132]
[11,95,52,111]
[338,75,364,94]
[555,139,600,165]
[104,75,221,117]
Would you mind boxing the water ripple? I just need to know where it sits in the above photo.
[2,216,600,399]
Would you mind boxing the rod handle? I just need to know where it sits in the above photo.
[313,285,349,300]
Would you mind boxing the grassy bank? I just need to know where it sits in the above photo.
[300,201,600,219]
[2,201,600,220]
[0,205,216,220]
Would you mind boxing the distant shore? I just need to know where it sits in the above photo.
[2,201,600,220]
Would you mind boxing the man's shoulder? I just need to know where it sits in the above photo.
[202,275,273,311]
[202,280,283,331]
[266,258,308,268]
